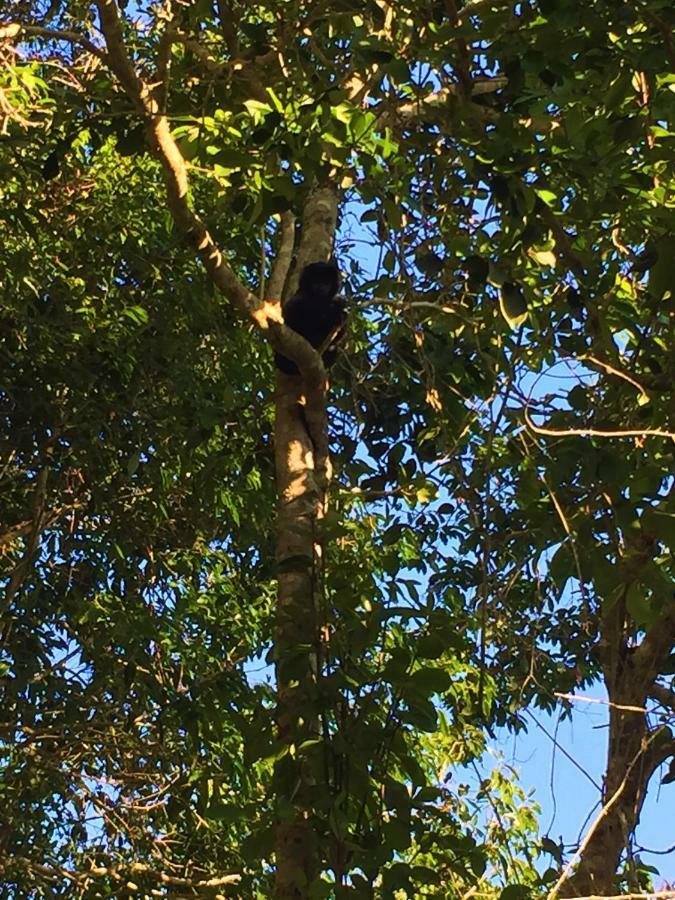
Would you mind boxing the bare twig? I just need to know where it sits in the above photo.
[554,693,648,715]
[525,709,602,791]
[524,404,675,441]
[580,354,650,403]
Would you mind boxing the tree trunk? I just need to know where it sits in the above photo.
[560,598,675,897]
[273,375,325,899]
[561,699,653,896]
[272,184,338,899]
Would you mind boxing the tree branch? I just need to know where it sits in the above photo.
[173,29,226,76]
[377,76,507,128]
[13,24,105,59]
[94,1,258,311]
[266,211,296,301]
[4,858,240,891]
[92,0,325,377]
[445,0,473,97]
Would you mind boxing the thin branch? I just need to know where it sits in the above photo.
[154,5,175,113]
[6,858,240,891]
[580,354,650,403]
[525,709,602,791]
[538,468,586,592]
[524,404,675,441]
[267,211,297,301]
[173,29,226,76]
[4,465,49,607]
[15,24,105,59]
[644,10,675,71]
[95,1,252,309]
[214,0,239,55]
[540,205,586,281]
[445,0,473,97]
[554,693,648,715]
[636,840,675,857]
[376,76,507,128]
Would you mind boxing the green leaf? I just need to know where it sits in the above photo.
[409,666,452,694]
[534,188,557,206]
[126,451,141,476]
[499,283,528,328]
[244,98,273,122]
[499,885,531,900]
[411,865,442,885]
[528,248,556,268]
[625,582,653,627]
[648,236,675,300]
[401,697,438,731]
[567,384,589,411]
[123,305,149,325]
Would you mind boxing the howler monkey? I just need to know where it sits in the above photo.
[275,261,347,375]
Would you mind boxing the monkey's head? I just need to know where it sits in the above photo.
[298,261,340,300]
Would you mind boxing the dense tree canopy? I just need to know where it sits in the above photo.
[1,1,674,897]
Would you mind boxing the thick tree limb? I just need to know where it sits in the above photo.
[287,185,339,293]
[273,183,338,900]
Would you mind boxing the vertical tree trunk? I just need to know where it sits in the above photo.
[561,701,653,896]
[272,185,338,898]
[559,598,675,897]
[273,374,324,898]
[274,373,332,898]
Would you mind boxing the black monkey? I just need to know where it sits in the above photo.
[275,261,347,375]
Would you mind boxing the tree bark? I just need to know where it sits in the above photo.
[272,186,338,899]
[273,373,324,898]
[559,597,675,897]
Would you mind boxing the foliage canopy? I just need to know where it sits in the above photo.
[1,0,674,896]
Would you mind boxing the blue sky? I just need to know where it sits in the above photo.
[497,701,675,885]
